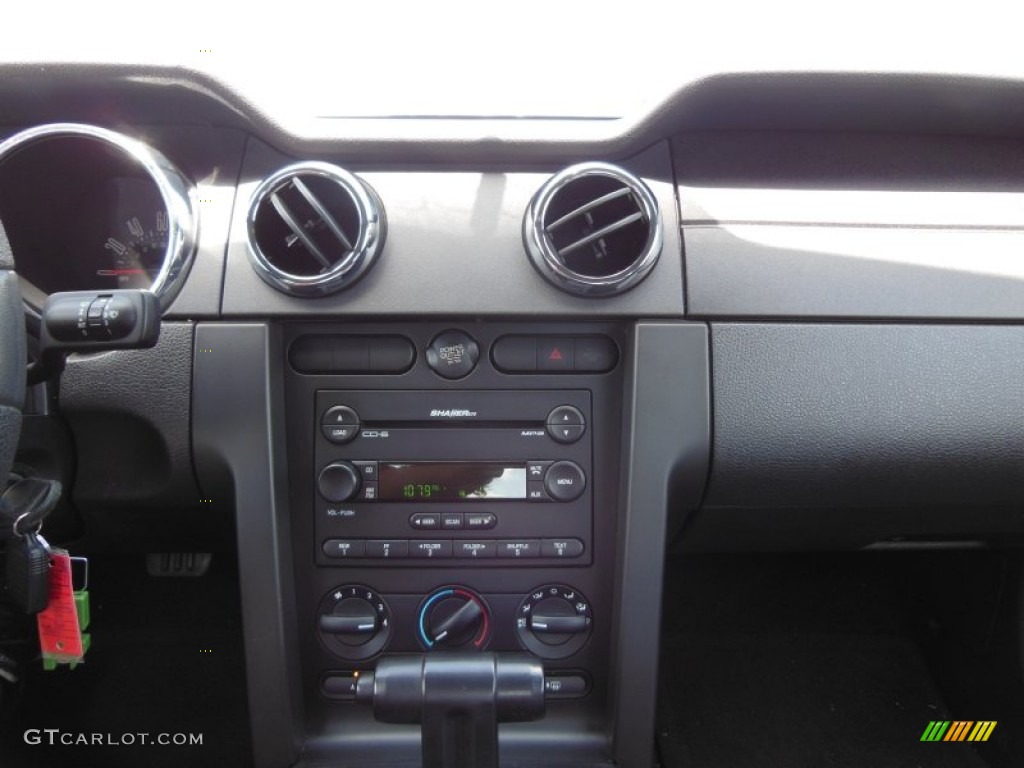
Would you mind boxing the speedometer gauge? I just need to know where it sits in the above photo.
[98,178,172,289]
[0,124,197,312]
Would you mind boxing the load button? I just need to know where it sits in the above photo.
[543,461,586,502]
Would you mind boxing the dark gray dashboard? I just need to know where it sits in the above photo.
[3,61,1022,579]
[3,63,1024,768]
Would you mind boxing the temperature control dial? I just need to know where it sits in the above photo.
[418,587,492,650]
[316,585,391,660]
[516,584,592,659]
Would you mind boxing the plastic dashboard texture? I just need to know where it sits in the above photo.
[676,131,1024,319]
[693,324,1024,549]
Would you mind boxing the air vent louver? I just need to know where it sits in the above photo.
[247,162,386,296]
[523,162,662,296]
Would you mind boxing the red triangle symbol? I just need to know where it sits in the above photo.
[549,348,563,361]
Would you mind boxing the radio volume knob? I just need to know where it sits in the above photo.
[318,461,361,503]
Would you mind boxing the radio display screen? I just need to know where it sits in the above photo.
[378,462,527,501]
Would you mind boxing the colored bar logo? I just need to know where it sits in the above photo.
[921,721,997,742]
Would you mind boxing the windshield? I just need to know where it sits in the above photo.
[3,1,1017,119]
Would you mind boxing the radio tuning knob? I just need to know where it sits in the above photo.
[318,461,361,503]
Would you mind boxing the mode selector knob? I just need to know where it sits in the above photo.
[318,461,361,503]
[516,584,592,660]
[530,601,590,639]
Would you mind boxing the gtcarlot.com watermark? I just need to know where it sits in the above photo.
[24,729,203,747]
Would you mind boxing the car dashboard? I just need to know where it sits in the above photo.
[1,64,1023,768]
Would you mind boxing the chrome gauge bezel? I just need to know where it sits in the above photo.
[0,122,199,313]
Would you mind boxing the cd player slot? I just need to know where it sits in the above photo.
[361,420,539,429]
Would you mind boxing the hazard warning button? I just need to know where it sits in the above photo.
[538,338,574,371]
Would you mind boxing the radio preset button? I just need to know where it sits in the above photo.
[541,538,585,558]
[410,513,441,530]
[366,540,409,559]
[543,461,586,502]
[454,540,496,558]
[323,539,366,559]
[425,330,480,380]
[497,540,540,558]
[465,513,497,530]
[410,540,453,558]
[441,513,464,530]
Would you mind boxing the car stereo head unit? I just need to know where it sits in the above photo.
[313,390,593,567]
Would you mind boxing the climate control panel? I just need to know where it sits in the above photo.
[316,583,593,664]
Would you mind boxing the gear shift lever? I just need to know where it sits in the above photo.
[356,653,545,768]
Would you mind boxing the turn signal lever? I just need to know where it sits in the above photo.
[28,290,160,384]
[356,653,545,768]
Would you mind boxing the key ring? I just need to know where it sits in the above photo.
[12,510,43,538]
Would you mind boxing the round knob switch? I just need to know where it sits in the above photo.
[318,461,361,502]
[516,584,592,659]
[418,587,491,650]
[425,330,480,379]
[316,585,391,660]
[320,597,378,646]
[543,461,586,502]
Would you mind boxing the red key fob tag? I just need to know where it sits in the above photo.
[36,548,84,662]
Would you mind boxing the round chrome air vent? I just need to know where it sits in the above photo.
[523,162,662,296]
[247,162,386,296]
